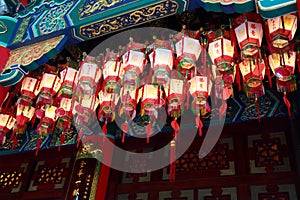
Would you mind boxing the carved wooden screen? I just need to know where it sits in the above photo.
[106,117,300,200]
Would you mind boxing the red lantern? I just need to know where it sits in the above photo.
[58,67,78,99]
[0,113,16,144]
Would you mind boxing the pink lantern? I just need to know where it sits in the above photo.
[267,13,297,49]
[234,13,263,57]
[55,97,73,130]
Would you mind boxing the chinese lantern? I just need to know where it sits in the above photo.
[166,78,184,118]
[102,49,123,94]
[0,113,16,144]
[148,38,174,87]
[122,39,146,87]
[266,13,297,49]
[36,105,58,136]
[16,104,35,127]
[19,77,38,105]
[174,29,202,79]
[234,13,263,58]
[55,97,73,130]
[76,58,101,96]
[269,51,296,116]
[58,67,78,99]
[238,58,266,99]
[98,91,119,123]
[35,73,61,106]
[188,76,211,116]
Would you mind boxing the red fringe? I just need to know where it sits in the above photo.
[195,116,203,137]
[77,129,83,148]
[146,124,152,143]
[283,93,291,117]
[58,132,65,151]
[219,99,227,120]
[297,50,300,73]
[121,122,129,143]
[35,137,43,156]
[171,119,180,139]
[263,52,272,88]
[235,64,242,91]
[170,140,176,182]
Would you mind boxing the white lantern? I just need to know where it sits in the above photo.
[98,91,119,122]
[59,67,78,99]
[267,14,297,49]
[0,113,16,144]
[77,62,101,93]
[166,78,184,118]
[234,14,263,57]
[102,60,123,93]
[16,104,35,126]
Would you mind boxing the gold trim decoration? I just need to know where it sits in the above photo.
[5,35,65,69]
[80,0,179,39]
[0,21,8,34]
[12,17,31,44]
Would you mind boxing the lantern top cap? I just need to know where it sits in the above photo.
[233,13,262,27]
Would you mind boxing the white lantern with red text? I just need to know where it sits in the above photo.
[234,13,263,57]
[188,76,211,115]
[166,78,184,118]
[239,58,266,98]
[58,67,78,99]
[267,14,297,49]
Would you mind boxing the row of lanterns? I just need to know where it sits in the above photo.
[0,11,298,179]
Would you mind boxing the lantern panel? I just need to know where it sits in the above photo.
[44,105,57,120]
[189,76,208,96]
[21,77,38,94]
[122,50,145,73]
[60,98,72,112]
[175,37,201,61]
[77,62,100,87]
[268,51,296,79]
[149,48,173,71]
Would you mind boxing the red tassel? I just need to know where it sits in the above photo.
[297,50,300,73]
[170,140,176,182]
[171,118,180,139]
[35,137,43,156]
[283,92,291,117]
[121,122,129,143]
[77,129,83,148]
[58,132,65,151]
[146,124,152,143]
[103,122,108,135]
[11,133,17,150]
[235,64,242,91]
[255,98,261,123]
[219,99,227,120]
[263,52,272,88]
[195,116,203,137]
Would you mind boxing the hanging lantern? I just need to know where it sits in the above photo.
[234,13,263,57]
[76,57,101,96]
[55,97,73,130]
[102,49,123,94]
[98,91,119,123]
[174,30,202,79]
[16,104,35,127]
[36,105,58,136]
[35,73,61,106]
[119,86,137,119]
[58,67,78,99]
[149,38,174,87]
[238,58,266,98]
[188,76,211,116]
[0,113,16,144]
[18,77,38,105]
[267,13,297,49]
[166,78,184,118]
[122,39,146,87]
[269,51,296,116]
[73,94,99,126]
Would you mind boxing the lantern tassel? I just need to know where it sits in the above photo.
[255,98,261,123]
[121,122,129,143]
[58,132,65,151]
[171,118,180,140]
[297,50,300,73]
[195,116,203,137]
[35,137,43,156]
[77,129,83,148]
[283,92,291,117]
[219,99,227,121]
[170,140,176,182]
[235,64,242,91]
[263,52,272,88]
[146,123,152,143]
